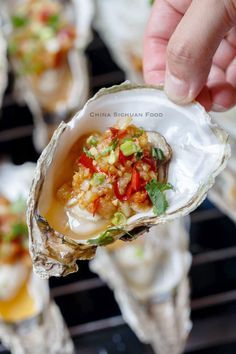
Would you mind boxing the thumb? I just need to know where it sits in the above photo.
[165,0,236,104]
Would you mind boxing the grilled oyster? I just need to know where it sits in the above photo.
[90,219,191,353]
[0,163,49,323]
[28,83,230,278]
[1,0,92,151]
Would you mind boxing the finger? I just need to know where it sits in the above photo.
[165,0,236,104]
[143,0,190,84]
[226,56,236,88]
[213,38,236,71]
[208,64,226,83]
[196,86,212,112]
[209,82,236,111]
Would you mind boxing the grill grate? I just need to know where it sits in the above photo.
[0,31,236,354]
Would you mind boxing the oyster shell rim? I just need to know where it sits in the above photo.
[27,82,231,278]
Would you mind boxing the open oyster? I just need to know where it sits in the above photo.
[1,0,93,151]
[0,162,74,354]
[90,218,191,354]
[28,83,230,278]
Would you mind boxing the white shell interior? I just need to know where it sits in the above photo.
[39,87,228,240]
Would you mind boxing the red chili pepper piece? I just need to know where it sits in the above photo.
[113,181,131,201]
[118,129,127,139]
[79,152,97,173]
[131,169,140,192]
[92,197,100,216]
[39,9,51,22]
[110,127,119,138]
[113,169,141,201]
[142,157,157,172]
[118,150,127,166]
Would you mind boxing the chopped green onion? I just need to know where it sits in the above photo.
[108,150,118,164]
[91,173,106,186]
[83,147,93,157]
[120,140,139,156]
[112,212,127,226]
[89,147,98,157]
[152,147,165,161]
[87,136,98,146]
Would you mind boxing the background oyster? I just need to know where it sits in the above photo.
[90,218,192,354]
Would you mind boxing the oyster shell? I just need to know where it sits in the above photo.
[209,109,236,221]
[28,83,230,278]
[1,0,93,151]
[0,28,8,108]
[0,162,75,354]
[94,0,151,83]
[90,218,192,354]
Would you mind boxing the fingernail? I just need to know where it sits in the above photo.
[211,103,228,112]
[165,71,193,104]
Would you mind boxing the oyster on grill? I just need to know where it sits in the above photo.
[27,83,230,278]
[0,162,49,322]
[1,0,93,151]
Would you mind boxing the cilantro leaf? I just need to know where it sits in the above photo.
[145,179,173,216]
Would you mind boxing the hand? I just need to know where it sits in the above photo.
[143,0,236,111]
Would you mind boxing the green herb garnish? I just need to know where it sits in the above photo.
[87,136,98,147]
[112,212,127,226]
[91,173,106,186]
[152,147,165,161]
[88,226,123,246]
[11,15,28,28]
[149,0,155,5]
[145,179,173,216]
[83,147,93,158]
[47,14,60,30]
[135,151,144,160]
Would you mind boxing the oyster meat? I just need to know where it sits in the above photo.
[28,83,230,278]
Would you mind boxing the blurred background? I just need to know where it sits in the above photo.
[0,1,236,354]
